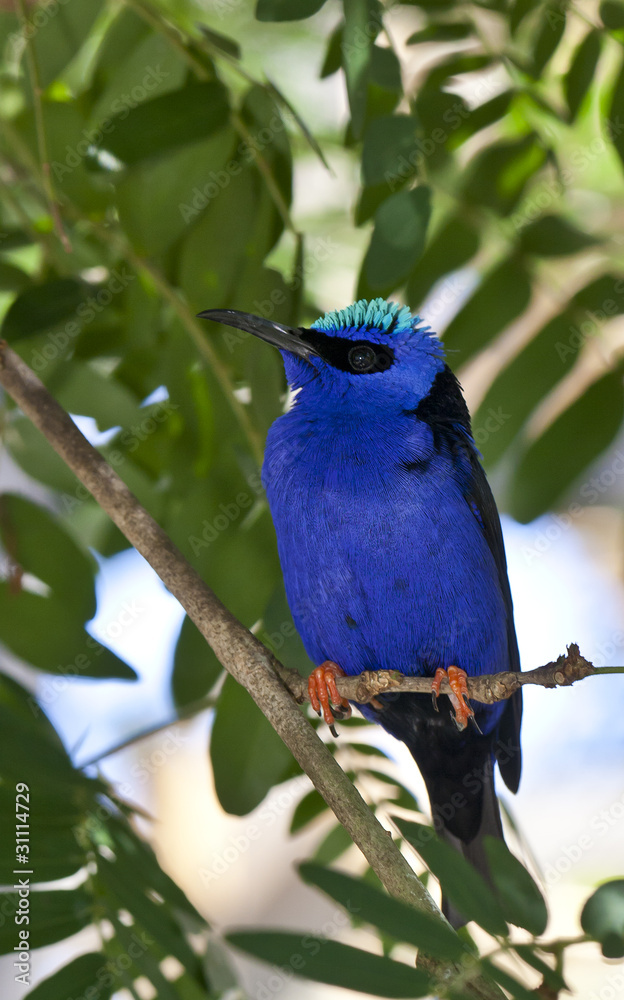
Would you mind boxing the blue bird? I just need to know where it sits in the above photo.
[200,298,522,925]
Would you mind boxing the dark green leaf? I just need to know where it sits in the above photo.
[30,0,104,88]
[529,5,567,78]
[171,614,223,708]
[300,862,465,960]
[362,115,419,187]
[446,90,515,151]
[510,0,540,34]
[1,279,86,342]
[565,30,602,120]
[343,0,381,138]
[0,262,30,292]
[463,134,546,216]
[313,823,355,864]
[509,368,624,522]
[227,932,432,997]
[101,82,230,166]
[601,1,624,29]
[370,45,402,92]
[256,0,327,19]
[23,953,113,1000]
[199,25,241,59]
[581,879,624,957]
[363,186,431,291]
[0,889,92,954]
[396,820,508,936]
[321,23,343,77]
[290,788,329,832]
[406,213,480,309]
[483,838,548,934]
[609,57,624,171]
[211,675,297,815]
[519,215,599,256]
[512,945,568,991]
[443,257,531,362]
[480,958,538,1000]
[407,23,472,44]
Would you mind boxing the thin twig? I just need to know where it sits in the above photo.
[0,340,507,999]
[276,644,610,708]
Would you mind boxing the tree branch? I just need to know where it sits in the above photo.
[276,644,605,708]
[0,340,507,999]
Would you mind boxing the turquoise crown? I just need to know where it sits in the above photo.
[311,298,425,337]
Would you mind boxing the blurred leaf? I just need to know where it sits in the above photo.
[171,614,223,708]
[565,29,602,120]
[510,0,540,34]
[407,22,472,44]
[463,134,547,216]
[0,889,92,954]
[343,0,381,138]
[363,187,431,291]
[300,862,466,960]
[0,262,30,292]
[1,278,86,342]
[529,4,567,78]
[443,256,531,362]
[320,22,343,77]
[608,56,624,170]
[313,822,354,864]
[211,675,298,815]
[199,25,241,59]
[266,80,330,169]
[479,959,538,1000]
[446,90,515,151]
[519,215,599,256]
[483,837,548,934]
[370,45,402,92]
[100,82,230,166]
[406,213,480,309]
[362,115,419,187]
[23,954,113,1000]
[512,945,568,991]
[227,932,432,996]
[0,493,95,617]
[601,1,624,29]
[256,0,328,19]
[30,0,104,88]
[290,788,329,832]
[396,819,508,935]
[509,368,624,522]
[581,879,624,957]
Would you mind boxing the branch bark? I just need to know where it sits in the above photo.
[0,341,509,999]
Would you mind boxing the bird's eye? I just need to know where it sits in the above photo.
[348,344,377,372]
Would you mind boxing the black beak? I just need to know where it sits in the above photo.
[198,309,320,363]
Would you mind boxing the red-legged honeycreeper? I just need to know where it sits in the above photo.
[199,298,522,926]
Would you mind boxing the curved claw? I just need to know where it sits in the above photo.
[430,665,475,732]
[308,661,352,732]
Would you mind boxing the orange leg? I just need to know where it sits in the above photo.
[431,665,477,732]
[308,661,352,736]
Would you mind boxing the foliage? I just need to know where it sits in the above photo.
[0,0,623,997]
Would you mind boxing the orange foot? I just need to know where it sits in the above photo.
[431,665,480,733]
[308,661,352,737]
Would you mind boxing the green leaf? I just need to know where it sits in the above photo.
[22,953,113,1000]
[171,614,223,708]
[0,262,30,292]
[199,25,241,59]
[0,493,95,617]
[443,256,531,363]
[320,23,343,77]
[290,788,329,832]
[395,820,508,936]
[1,278,86,342]
[609,56,624,171]
[363,187,431,291]
[256,0,327,19]
[313,822,355,864]
[407,22,472,44]
[0,889,92,954]
[510,0,540,34]
[446,90,515,151]
[601,1,624,29]
[463,134,546,216]
[300,862,465,960]
[30,0,104,88]
[512,945,568,991]
[406,213,480,309]
[529,4,567,78]
[565,29,602,121]
[581,879,624,957]
[362,115,419,187]
[480,958,538,1000]
[101,82,230,166]
[519,214,599,256]
[227,932,432,997]
[483,838,548,935]
[211,675,297,815]
[343,0,380,138]
[509,367,624,522]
